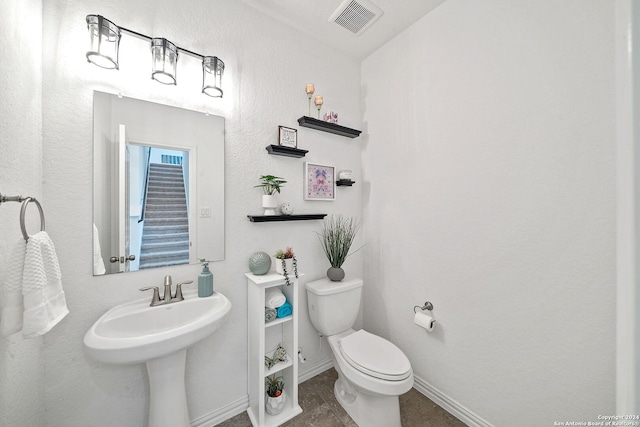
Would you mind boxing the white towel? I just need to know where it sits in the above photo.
[0,239,27,336]
[93,223,106,275]
[0,231,69,338]
[265,288,286,308]
[21,231,69,338]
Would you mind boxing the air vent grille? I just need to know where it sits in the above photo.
[329,0,383,36]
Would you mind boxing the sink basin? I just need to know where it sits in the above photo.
[84,291,231,365]
[84,290,231,427]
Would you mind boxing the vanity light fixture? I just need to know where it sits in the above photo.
[86,15,121,69]
[151,38,178,85]
[202,56,224,97]
[85,14,225,97]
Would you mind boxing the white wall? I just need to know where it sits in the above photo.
[361,0,615,425]
[34,1,362,426]
[616,0,640,414]
[0,1,45,426]
[3,0,618,425]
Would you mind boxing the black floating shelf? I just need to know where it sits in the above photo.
[247,214,327,222]
[297,116,362,138]
[337,179,355,186]
[265,145,308,158]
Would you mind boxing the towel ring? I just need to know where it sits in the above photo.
[20,197,45,241]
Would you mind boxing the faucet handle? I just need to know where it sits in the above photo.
[139,286,161,306]
[174,281,193,301]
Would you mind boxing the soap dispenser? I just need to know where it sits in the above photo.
[198,259,214,297]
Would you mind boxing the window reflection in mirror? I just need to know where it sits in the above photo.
[92,92,224,275]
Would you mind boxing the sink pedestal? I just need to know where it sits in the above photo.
[147,349,189,427]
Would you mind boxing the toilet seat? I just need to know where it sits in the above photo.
[338,330,411,381]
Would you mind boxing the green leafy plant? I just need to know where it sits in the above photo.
[255,175,287,195]
[274,247,298,286]
[275,247,295,259]
[265,375,284,398]
[316,215,362,268]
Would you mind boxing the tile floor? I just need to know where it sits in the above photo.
[217,368,466,427]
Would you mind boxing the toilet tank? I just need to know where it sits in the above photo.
[305,278,363,336]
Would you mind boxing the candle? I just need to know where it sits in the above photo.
[305,84,315,94]
[314,96,323,106]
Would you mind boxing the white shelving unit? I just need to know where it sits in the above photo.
[246,272,303,427]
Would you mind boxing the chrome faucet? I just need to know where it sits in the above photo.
[140,275,193,307]
[162,275,174,303]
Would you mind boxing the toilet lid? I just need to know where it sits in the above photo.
[339,330,411,381]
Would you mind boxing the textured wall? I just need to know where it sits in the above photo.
[361,0,615,425]
[37,1,362,426]
[0,1,45,426]
[5,0,618,425]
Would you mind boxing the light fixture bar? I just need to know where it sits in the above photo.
[119,27,204,59]
[175,47,204,60]
[85,15,225,97]
[117,27,151,41]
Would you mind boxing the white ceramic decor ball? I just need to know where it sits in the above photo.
[280,202,294,216]
[248,252,272,275]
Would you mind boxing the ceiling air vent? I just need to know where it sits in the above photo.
[329,0,384,36]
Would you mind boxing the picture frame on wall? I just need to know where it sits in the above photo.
[278,126,297,148]
[304,162,335,201]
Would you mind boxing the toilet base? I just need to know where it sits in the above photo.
[333,377,402,427]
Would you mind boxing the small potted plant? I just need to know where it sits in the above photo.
[274,247,298,286]
[255,175,287,216]
[265,375,286,415]
[316,215,361,281]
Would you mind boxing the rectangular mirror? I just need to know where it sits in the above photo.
[93,92,224,275]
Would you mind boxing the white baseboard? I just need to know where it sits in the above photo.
[299,358,333,383]
[190,395,249,427]
[412,375,494,427]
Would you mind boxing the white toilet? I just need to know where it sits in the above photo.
[306,278,413,427]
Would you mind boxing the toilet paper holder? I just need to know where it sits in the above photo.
[413,301,433,313]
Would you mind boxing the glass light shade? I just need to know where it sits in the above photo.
[151,38,178,85]
[86,15,120,69]
[202,56,224,97]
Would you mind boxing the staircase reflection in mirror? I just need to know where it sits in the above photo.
[138,153,189,269]
[92,91,225,275]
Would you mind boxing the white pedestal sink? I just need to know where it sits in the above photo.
[84,290,231,427]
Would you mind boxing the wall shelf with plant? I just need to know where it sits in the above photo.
[254,175,287,216]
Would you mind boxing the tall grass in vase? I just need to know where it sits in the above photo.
[316,215,361,281]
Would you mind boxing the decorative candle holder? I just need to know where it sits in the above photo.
[305,84,315,116]
[314,96,323,119]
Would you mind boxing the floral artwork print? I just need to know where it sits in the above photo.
[305,163,335,200]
